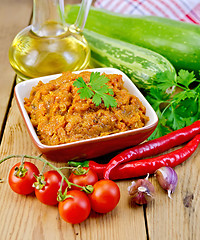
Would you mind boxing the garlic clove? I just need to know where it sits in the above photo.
[155,166,178,199]
[128,177,155,205]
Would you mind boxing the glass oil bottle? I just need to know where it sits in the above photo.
[9,0,92,83]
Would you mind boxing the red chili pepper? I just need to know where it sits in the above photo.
[104,120,200,179]
[69,134,200,180]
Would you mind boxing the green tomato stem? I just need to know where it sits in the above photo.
[0,155,93,194]
[40,162,47,175]
[20,155,25,166]
[68,160,89,168]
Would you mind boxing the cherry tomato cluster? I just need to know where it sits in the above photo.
[8,161,120,224]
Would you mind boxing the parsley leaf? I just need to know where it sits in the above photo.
[90,72,109,88]
[165,104,186,130]
[153,71,177,92]
[146,69,200,139]
[176,70,196,88]
[175,98,198,118]
[98,92,117,108]
[172,89,197,104]
[148,120,171,140]
[73,77,87,88]
[73,72,117,108]
[74,77,94,99]
[146,88,170,109]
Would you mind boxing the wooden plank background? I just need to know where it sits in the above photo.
[0,0,33,136]
[0,0,199,240]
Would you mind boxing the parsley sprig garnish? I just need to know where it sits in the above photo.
[73,72,117,108]
[145,69,200,139]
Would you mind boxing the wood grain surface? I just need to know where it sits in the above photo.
[147,146,200,240]
[0,0,32,136]
[0,100,147,240]
[0,1,199,240]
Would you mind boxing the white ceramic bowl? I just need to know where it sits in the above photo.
[15,68,158,162]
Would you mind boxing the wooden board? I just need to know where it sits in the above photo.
[0,0,33,136]
[0,99,147,240]
[147,146,200,240]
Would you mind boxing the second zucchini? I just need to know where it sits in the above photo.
[84,30,176,90]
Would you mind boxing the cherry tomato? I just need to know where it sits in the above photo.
[58,190,91,224]
[68,167,98,190]
[88,179,120,213]
[35,170,68,206]
[8,162,39,195]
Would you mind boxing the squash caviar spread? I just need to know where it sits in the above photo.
[24,71,149,145]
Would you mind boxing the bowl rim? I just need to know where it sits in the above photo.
[14,67,158,150]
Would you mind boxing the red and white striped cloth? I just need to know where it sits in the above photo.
[94,0,200,24]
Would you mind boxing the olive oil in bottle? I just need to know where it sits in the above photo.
[9,0,92,83]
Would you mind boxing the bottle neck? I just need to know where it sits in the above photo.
[32,0,66,37]
[74,0,93,31]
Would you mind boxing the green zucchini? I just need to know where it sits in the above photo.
[83,29,176,89]
[65,5,200,74]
